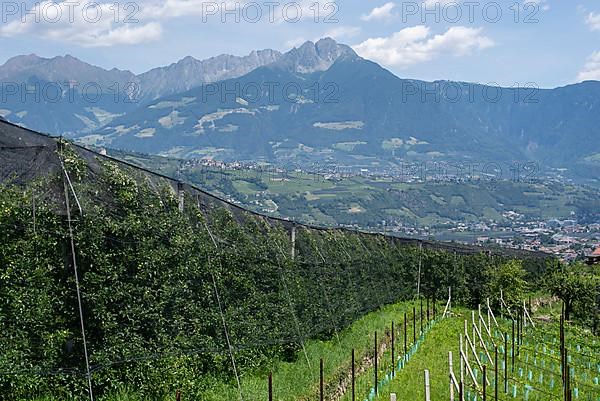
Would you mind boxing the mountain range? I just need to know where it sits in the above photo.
[1,38,599,185]
[0,39,352,134]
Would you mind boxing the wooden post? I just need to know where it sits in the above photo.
[268,373,272,401]
[424,369,431,401]
[391,321,395,376]
[176,390,181,401]
[374,332,378,395]
[352,349,355,401]
[427,298,430,323]
[320,358,324,401]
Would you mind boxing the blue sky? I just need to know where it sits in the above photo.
[1,0,599,88]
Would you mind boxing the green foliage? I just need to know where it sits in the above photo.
[57,141,87,181]
[484,260,528,311]
[544,261,600,331]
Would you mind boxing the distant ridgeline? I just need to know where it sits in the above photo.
[0,120,549,399]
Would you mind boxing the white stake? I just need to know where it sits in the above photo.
[424,369,431,401]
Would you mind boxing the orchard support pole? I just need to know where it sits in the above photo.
[449,351,456,401]
[413,307,417,344]
[392,322,395,376]
[352,349,355,401]
[511,320,515,372]
[504,334,508,393]
[268,374,272,401]
[424,369,431,401]
[320,358,324,401]
[420,298,424,334]
[483,365,487,401]
[494,346,498,401]
[374,331,378,396]
[404,312,408,361]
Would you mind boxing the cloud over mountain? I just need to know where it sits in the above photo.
[0,1,162,47]
[352,25,493,68]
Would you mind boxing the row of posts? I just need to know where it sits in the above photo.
[265,298,437,401]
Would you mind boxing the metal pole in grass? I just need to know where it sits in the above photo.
[420,298,424,334]
[392,321,395,376]
[375,331,378,395]
[483,365,487,401]
[427,298,430,323]
[504,334,508,393]
[564,348,569,401]
[459,380,464,401]
[511,320,515,372]
[404,312,408,360]
[413,307,417,344]
[320,358,324,401]
[495,346,498,401]
[352,349,355,401]
[268,373,272,401]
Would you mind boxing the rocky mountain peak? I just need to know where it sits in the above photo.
[278,38,358,74]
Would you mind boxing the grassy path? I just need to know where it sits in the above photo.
[373,312,465,401]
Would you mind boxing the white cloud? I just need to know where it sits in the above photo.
[422,0,461,6]
[361,3,396,22]
[323,26,361,40]
[577,52,600,81]
[285,37,308,48]
[585,12,600,31]
[0,0,337,47]
[139,0,240,19]
[352,25,494,68]
[0,1,162,47]
[524,0,549,11]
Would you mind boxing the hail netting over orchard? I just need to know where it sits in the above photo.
[0,120,549,400]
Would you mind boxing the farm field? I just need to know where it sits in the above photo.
[107,149,600,230]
